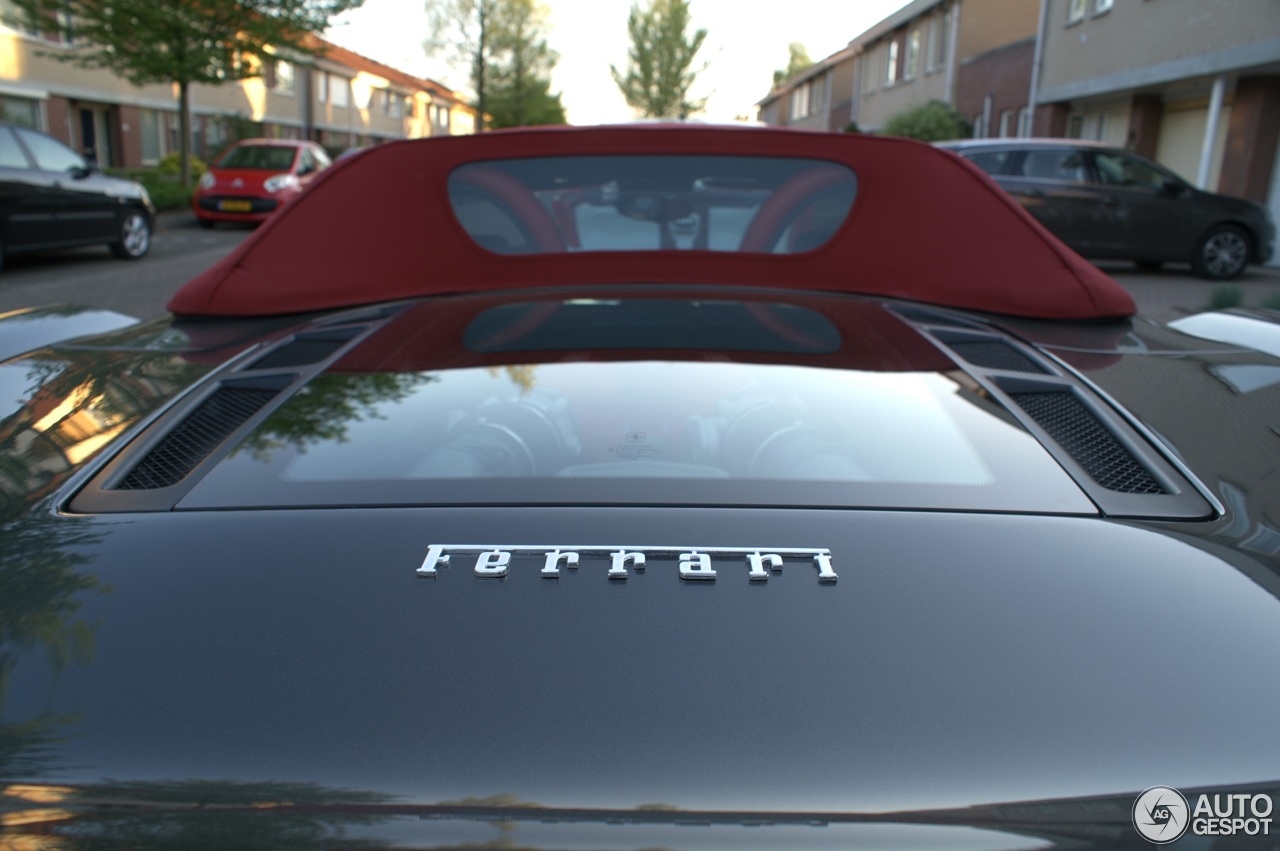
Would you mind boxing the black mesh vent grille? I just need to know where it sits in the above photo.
[114,386,279,490]
[949,340,1046,374]
[1011,391,1166,494]
[248,338,346,370]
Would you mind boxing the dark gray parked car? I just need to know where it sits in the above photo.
[0,121,155,270]
[938,138,1275,279]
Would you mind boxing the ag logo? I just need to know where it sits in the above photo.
[1133,786,1189,844]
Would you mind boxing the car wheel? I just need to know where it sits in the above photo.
[1191,224,1251,280]
[110,209,152,259]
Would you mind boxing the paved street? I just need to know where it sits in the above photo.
[1092,261,1280,323]
[0,211,253,321]
[1,212,1278,325]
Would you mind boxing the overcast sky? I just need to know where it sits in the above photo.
[324,0,911,124]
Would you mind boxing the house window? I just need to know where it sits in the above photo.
[433,104,451,133]
[860,52,877,94]
[1067,0,1086,23]
[1017,106,1031,137]
[0,95,40,129]
[789,83,809,120]
[317,71,329,103]
[205,117,226,153]
[52,7,73,43]
[272,60,295,94]
[930,7,952,69]
[1066,114,1084,138]
[139,108,163,164]
[0,0,42,38]
[331,76,350,107]
[904,29,921,80]
[884,39,899,85]
[1093,0,1113,12]
[382,90,404,118]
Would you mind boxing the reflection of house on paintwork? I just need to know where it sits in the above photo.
[0,2,476,167]
[759,0,1280,252]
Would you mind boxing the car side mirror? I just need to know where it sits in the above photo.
[69,165,93,179]
[1161,178,1184,196]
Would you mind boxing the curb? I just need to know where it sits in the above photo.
[156,210,198,231]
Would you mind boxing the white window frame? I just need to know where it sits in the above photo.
[904,29,921,80]
[1067,0,1086,23]
[789,83,809,120]
[860,52,877,94]
[331,76,350,107]
[272,60,295,95]
[1093,0,1113,13]
[884,39,899,86]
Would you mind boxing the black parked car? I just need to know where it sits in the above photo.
[938,137,1275,279]
[0,121,155,270]
[2,127,1279,849]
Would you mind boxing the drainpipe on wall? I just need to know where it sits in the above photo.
[1196,74,1227,190]
[823,68,833,132]
[1025,0,1049,137]
[850,47,862,130]
[302,64,314,141]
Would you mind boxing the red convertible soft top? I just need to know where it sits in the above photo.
[168,125,1135,319]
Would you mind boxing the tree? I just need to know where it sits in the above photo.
[425,0,564,130]
[484,0,565,127]
[610,0,707,120]
[8,0,365,185]
[425,0,499,132]
[772,42,811,87]
[881,99,971,142]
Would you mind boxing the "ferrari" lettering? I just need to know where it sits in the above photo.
[416,545,837,584]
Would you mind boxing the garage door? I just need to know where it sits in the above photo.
[1156,101,1231,189]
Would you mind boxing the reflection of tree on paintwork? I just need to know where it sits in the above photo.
[237,373,437,460]
[0,512,105,777]
[0,344,203,777]
[486,365,538,395]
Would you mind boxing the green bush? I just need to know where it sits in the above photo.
[1208,286,1244,310]
[156,151,206,178]
[881,100,971,142]
[105,167,197,212]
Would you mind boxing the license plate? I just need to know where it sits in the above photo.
[218,200,253,212]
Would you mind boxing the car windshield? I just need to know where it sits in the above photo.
[448,155,857,254]
[216,145,298,170]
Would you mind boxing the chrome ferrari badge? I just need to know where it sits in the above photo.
[417,545,836,583]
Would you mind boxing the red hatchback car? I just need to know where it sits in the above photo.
[193,138,331,227]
